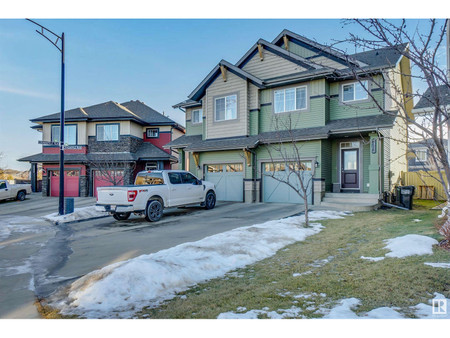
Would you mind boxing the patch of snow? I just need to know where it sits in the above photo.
[412,293,450,319]
[363,307,403,319]
[0,216,52,244]
[292,271,312,277]
[218,306,303,319]
[360,256,385,262]
[49,210,350,318]
[42,206,108,224]
[322,298,361,319]
[424,262,450,269]
[384,234,438,258]
[412,219,422,222]
[0,259,32,277]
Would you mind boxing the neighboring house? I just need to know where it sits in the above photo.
[408,139,448,172]
[410,85,450,172]
[166,29,411,206]
[19,100,185,197]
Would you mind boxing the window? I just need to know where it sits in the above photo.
[274,86,307,113]
[135,172,164,185]
[146,128,159,138]
[181,172,198,184]
[288,161,312,171]
[215,95,237,121]
[342,81,368,102]
[145,162,158,170]
[168,172,182,184]
[207,164,223,173]
[0,181,6,189]
[226,164,243,172]
[51,125,77,145]
[97,124,119,141]
[192,109,203,124]
[416,150,428,162]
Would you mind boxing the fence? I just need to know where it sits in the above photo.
[401,171,447,200]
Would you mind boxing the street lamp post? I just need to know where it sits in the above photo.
[27,19,66,215]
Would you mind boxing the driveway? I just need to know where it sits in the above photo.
[0,194,302,318]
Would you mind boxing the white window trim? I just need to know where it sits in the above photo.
[416,150,428,162]
[341,80,369,103]
[192,109,203,124]
[214,94,238,122]
[274,85,308,114]
[146,128,159,138]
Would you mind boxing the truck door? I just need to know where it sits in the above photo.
[180,172,204,204]
[167,172,185,206]
[0,181,9,200]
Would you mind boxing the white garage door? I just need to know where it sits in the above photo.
[205,163,244,202]
[263,161,313,204]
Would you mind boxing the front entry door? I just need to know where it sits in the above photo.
[341,149,359,189]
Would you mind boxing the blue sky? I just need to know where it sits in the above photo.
[0,19,443,170]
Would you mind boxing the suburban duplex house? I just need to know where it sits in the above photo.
[19,100,184,197]
[166,29,412,209]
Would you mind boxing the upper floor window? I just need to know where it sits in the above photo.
[51,124,77,145]
[97,124,119,141]
[342,81,368,102]
[274,86,307,114]
[192,109,203,124]
[416,150,428,162]
[215,95,237,121]
[146,128,159,138]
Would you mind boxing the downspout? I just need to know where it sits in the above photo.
[377,127,382,197]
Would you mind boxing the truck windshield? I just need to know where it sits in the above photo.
[135,172,164,185]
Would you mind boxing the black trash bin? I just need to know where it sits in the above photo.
[65,197,75,214]
[399,186,415,210]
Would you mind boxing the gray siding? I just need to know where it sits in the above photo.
[309,55,348,70]
[205,71,248,139]
[242,50,306,80]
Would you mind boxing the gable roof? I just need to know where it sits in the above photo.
[30,100,183,131]
[414,84,450,110]
[188,59,265,102]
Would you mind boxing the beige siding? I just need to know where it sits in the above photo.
[248,83,259,110]
[308,56,348,70]
[86,121,133,137]
[242,50,306,80]
[205,71,248,139]
[130,121,143,138]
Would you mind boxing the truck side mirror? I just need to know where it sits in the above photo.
[196,179,202,185]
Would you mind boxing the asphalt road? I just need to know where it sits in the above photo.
[0,193,302,318]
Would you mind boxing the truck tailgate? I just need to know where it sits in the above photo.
[97,187,129,205]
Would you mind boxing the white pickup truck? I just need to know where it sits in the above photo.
[0,180,32,202]
[95,170,217,222]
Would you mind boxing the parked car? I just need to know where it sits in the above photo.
[95,170,216,222]
[0,180,32,202]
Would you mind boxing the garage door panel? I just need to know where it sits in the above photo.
[49,170,80,197]
[93,170,124,197]
[205,163,243,202]
[263,164,312,204]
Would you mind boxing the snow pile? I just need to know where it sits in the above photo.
[424,262,450,269]
[43,206,108,224]
[218,306,304,319]
[384,234,438,258]
[413,293,450,319]
[49,210,350,318]
[360,256,385,262]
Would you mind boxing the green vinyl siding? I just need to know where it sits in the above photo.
[186,121,203,136]
[321,139,332,191]
[250,109,259,135]
[363,141,370,193]
[259,97,326,133]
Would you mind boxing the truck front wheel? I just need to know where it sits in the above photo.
[16,191,26,201]
[145,200,163,222]
[113,212,131,221]
[204,191,216,210]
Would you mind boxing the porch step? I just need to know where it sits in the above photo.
[320,201,378,212]
[320,193,379,212]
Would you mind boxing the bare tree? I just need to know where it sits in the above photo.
[260,115,314,227]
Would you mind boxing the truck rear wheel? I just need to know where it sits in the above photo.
[113,212,131,221]
[16,191,26,201]
[145,200,163,222]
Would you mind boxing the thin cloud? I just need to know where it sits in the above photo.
[0,85,58,100]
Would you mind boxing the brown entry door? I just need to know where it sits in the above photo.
[341,149,359,189]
